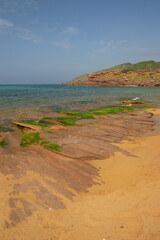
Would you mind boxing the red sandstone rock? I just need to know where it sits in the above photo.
[67,69,160,87]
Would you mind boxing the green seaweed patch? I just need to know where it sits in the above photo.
[38,118,56,126]
[55,117,78,126]
[40,140,50,145]
[44,105,152,127]
[41,140,61,152]
[20,132,40,147]
[105,106,135,113]
[90,106,135,115]
[0,139,8,147]
[89,109,108,115]
[0,126,14,132]
[61,111,94,119]
[47,129,55,133]
[134,105,153,109]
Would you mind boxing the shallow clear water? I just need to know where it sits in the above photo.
[0,84,160,123]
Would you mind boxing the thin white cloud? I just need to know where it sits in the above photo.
[0,18,14,28]
[0,17,67,46]
[0,18,42,43]
[62,26,80,35]
[115,40,127,46]
[95,41,114,52]
[97,40,110,45]
[15,27,42,42]
[0,0,38,14]
[52,41,71,49]
[0,16,72,48]
[22,0,38,10]
[95,40,127,53]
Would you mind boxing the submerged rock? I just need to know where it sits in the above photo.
[122,100,145,104]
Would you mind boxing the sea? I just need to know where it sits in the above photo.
[0,84,160,126]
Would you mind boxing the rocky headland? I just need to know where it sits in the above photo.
[63,60,160,87]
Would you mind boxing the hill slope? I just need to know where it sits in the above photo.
[123,60,160,71]
[99,60,160,72]
[62,74,88,85]
[63,60,160,87]
[97,62,132,72]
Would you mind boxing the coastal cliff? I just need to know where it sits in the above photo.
[63,61,160,87]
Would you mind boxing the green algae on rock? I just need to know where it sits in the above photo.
[40,140,61,152]
[18,118,57,128]
[0,138,8,147]
[134,105,153,109]
[20,132,40,147]
[47,129,55,133]
[61,111,94,119]
[55,117,78,126]
[16,105,154,131]
[90,106,135,115]
[38,118,56,126]
[60,105,151,120]
[49,105,154,126]
[20,132,61,152]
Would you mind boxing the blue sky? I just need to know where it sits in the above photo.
[0,0,160,84]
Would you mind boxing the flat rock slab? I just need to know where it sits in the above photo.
[60,143,111,160]
[0,146,98,227]
[0,109,155,227]
[13,122,42,131]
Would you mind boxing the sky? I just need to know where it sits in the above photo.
[0,0,160,84]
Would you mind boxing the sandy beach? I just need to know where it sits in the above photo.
[0,108,160,240]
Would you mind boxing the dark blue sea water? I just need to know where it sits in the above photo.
[0,84,160,122]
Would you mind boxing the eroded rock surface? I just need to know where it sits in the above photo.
[0,108,155,227]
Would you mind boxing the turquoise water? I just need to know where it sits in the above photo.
[0,84,160,123]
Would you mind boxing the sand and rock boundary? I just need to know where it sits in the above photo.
[0,105,160,239]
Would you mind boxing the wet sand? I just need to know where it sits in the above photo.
[0,109,160,239]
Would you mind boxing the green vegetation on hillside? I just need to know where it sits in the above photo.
[123,61,160,71]
[98,62,132,72]
[97,60,160,73]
